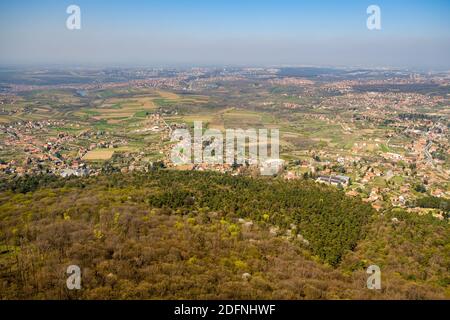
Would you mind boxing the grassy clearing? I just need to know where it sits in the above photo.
[82,149,114,161]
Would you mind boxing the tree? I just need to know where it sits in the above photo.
[414,184,426,193]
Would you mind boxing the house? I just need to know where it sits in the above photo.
[260,158,284,176]
[60,168,89,178]
[284,171,299,180]
[316,175,350,187]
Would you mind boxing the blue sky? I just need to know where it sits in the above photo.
[0,0,449,69]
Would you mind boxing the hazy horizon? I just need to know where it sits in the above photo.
[1,0,450,70]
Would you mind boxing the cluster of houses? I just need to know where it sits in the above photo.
[316,175,350,187]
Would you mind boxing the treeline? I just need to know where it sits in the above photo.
[415,196,450,213]
[0,174,82,193]
[398,113,440,121]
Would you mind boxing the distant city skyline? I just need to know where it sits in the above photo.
[1,0,449,70]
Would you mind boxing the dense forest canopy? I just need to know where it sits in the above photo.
[1,171,374,265]
[0,171,448,299]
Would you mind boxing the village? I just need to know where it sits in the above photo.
[0,66,448,218]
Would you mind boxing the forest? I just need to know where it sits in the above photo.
[0,171,448,299]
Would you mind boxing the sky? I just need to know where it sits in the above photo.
[0,0,449,69]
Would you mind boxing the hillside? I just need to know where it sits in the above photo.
[0,171,448,299]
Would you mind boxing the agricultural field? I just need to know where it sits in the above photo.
[82,149,115,161]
